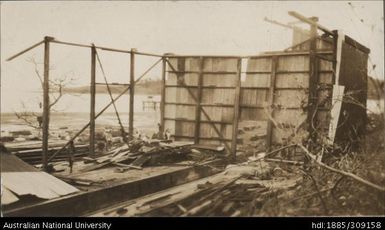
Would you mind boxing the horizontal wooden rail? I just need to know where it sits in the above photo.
[164,117,233,125]
[172,135,233,142]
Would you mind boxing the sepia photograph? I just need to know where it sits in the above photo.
[0,0,384,220]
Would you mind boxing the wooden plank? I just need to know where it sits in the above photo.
[173,135,232,142]
[42,36,51,171]
[129,49,135,137]
[90,45,96,156]
[277,55,309,72]
[164,117,232,125]
[328,85,345,144]
[231,58,242,161]
[288,11,333,35]
[194,57,204,144]
[167,72,198,86]
[6,40,45,61]
[201,88,235,104]
[240,89,268,107]
[266,56,277,150]
[175,105,196,120]
[185,57,200,71]
[202,74,238,87]
[50,39,163,57]
[167,86,235,89]
[275,73,309,88]
[203,58,238,72]
[190,144,225,152]
[164,52,332,62]
[168,71,238,74]
[247,57,272,72]
[240,108,268,121]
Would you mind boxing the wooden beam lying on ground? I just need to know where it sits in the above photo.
[298,144,385,192]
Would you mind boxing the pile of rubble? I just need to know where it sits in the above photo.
[92,152,303,217]
[50,137,226,176]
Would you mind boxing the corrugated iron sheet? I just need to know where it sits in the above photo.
[1,185,19,205]
[1,153,79,205]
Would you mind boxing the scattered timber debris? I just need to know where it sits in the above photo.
[91,153,303,217]
[49,138,225,174]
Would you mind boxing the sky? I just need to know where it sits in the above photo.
[1,1,383,112]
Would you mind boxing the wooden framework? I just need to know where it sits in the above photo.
[6,12,369,167]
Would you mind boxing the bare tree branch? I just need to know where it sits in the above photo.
[14,111,41,129]
[298,144,385,192]
[26,57,44,88]
[15,56,77,130]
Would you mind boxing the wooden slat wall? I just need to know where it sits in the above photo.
[164,57,239,149]
[164,38,335,153]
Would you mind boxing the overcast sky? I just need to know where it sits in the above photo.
[1,1,383,112]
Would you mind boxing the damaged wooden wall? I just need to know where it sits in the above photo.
[164,57,240,155]
[162,35,368,157]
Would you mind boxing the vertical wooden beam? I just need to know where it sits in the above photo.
[194,57,204,144]
[42,36,52,171]
[174,58,185,140]
[90,45,96,156]
[230,58,242,162]
[266,56,278,150]
[129,49,136,137]
[307,20,319,143]
[160,57,167,134]
[331,30,338,85]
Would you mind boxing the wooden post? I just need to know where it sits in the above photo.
[231,58,242,161]
[307,18,319,143]
[90,45,96,156]
[160,57,167,134]
[129,49,136,137]
[42,36,52,171]
[332,30,338,85]
[266,56,278,150]
[194,57,204,144]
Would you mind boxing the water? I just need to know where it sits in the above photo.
[1,93,161,135]
[1,92,383,134]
